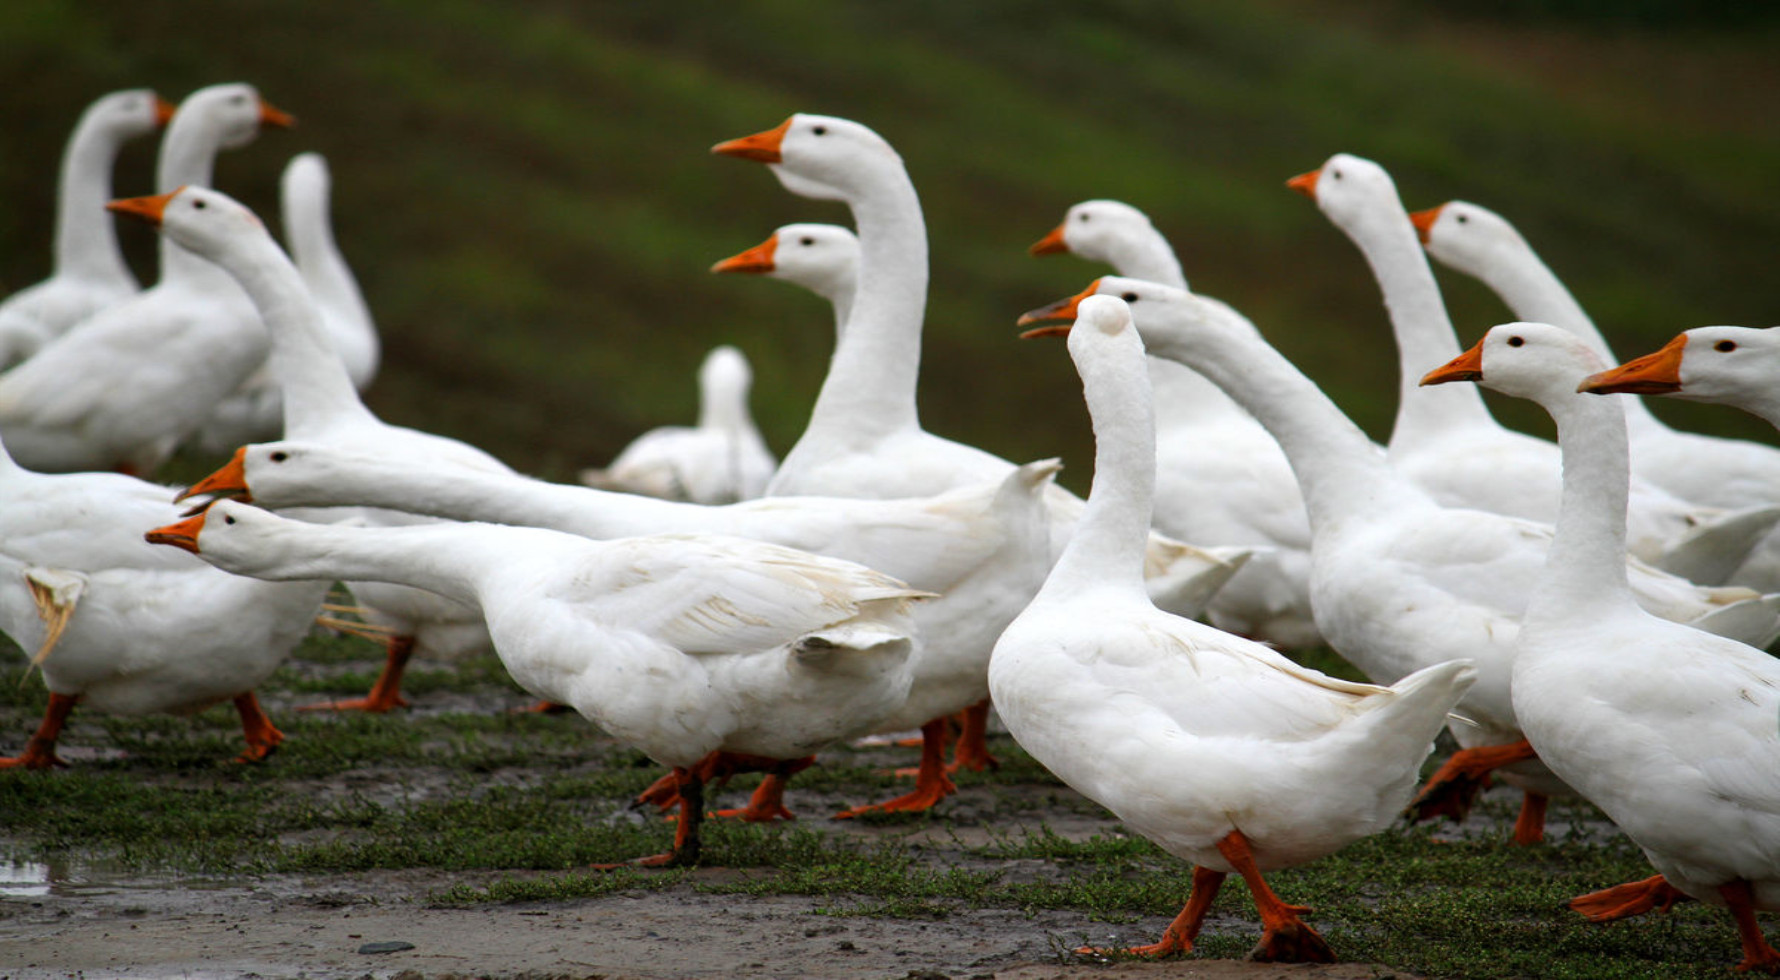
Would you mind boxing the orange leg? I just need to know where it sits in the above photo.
[299,634,415,713]
[836,718,958,819]
[892,716,955,779]
[1407,738,1538,824]
[1569,873,1692,922]
[714,757,814,822]
[1077,865,1226,957]
[0,692,80,769]
[232,692,285,763]
[1511,791,1549,846]
[1217,829,1335,963]
[947,699,1000,773]
[1718,879,1780,974]
[597,766,704,869]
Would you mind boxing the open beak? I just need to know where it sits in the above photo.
[177,447,252,504]
[145,511,207,554]
[1579,334,1688,395]
[1420,338,1486,386]
[1408,205,1445,245]
[1017,280,1102,338]
[711,234,778,274]
[712,118,791,163]
[1028,224,1069,256]
[106,188,182,227]
[1286,168,1321,199]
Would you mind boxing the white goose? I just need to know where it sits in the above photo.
[152,185,1056,819]
[1021,277,1780,846]
[994,294,1475,962]
[1424,322,1780,975]
[578,344,777,504]
[1030,198,1319,649]
[710,222,858,337]
[0,433,326,768]
[0,88,172,368]
[193,152,382,455]
[149,499,928,866]
[108,184,496,715]
[1585,326,1780,430]
[1288,154,1756,581]
[0,82,291,474]
[1413,200,1780,589]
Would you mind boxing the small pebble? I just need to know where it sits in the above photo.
[357,940,416,955]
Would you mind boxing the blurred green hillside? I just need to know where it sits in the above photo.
[1,0,1775,486]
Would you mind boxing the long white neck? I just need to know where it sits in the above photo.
[155,116,243,288]
[1345,204,1497,450]
[1102,226,1187,289]
[1043,332,1155,600]
[228,519,490,608]
[801,164,927,442]
[1527,379,1638,620]
[201,226,374,436]
[282,158,378,384]
[55,111,137,286]
[1141,303,1422,533]
[1461,240,1666,438]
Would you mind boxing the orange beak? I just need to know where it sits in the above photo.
[153,95,177,127]
[106,188,183,227]
[145,511,207,554]
[713,118,791,163]
[1286,168,1321,199]
[1420,338,1486,386]
[177,447,252,503]
[259,99,296,129]
[1028,224,1069,256]
[1408,205,1445,245]
[1016,279,1102,338]
[711,233,778,275]
[1579,334,1688,395]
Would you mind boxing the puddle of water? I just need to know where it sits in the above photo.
[1,857,49,897]
[0,854,250,898]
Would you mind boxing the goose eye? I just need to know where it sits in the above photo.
[812,125,827,136]
[224,515,236,525]
[193,199,207,210]
[1120,292,1139,303]
[1079,213,1090,222]
[1716,340,1738,353]
[1331,169,1343,180]
[1507,336,1525,347]
[1456,214,1468,223]
[270,452,288,462]
[230,94,247,105]
[800,237,814,246]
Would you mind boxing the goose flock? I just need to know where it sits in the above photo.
[2,87,1779,972]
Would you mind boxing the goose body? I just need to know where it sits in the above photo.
[1030,199,1318,648]
[580,344,776,504]
[0,88,170,368]
[1023,277,1780,844]
[154,499,926,864]
[994,295,1474,961]
[1290,155,1754,581]
[0,435,326,767]
[1426,322,1780,974]
[1415,201,1780,589]
[0,83,290,474]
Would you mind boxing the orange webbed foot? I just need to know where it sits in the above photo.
[296,694,410,713]
[1248,919,1335,963]
[1569,874,1691,923]
[0,749,68,770]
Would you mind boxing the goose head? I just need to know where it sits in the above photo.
[1421,321,1603,404]
[1409,200,1532,273]
[1029,199,1157,262]
[698,345,754,403]
[170,82,295,153]
[88,88,176,140]
[1286,152,1404,231]
[713,114,901,203]
[175,440,380,509]
[1581,326,1780,407]
[1020,275,1258,363]
[712,222,859,302]
[146,498,297,575]
[107,184,268,261]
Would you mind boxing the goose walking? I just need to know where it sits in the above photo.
[996,293,1474,961]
